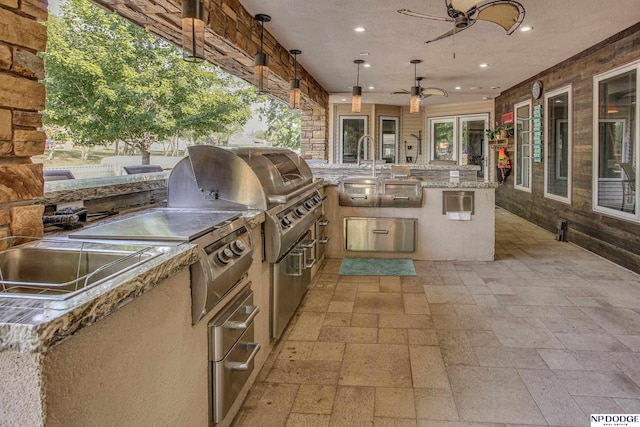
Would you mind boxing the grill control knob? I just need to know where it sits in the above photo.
[217,248,234,265]
[281,217,291,227]
[295,207,305,217]
[230,239,246,256]
[304,201,313,209]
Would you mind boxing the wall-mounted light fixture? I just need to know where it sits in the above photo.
[410,59,422,114]
[289,49,302,111]
[352,59,364,113]
[254,14,271,94]
[181,0,205,62]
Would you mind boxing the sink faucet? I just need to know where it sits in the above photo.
[356,135,376,176]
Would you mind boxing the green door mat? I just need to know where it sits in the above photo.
[339,258,416,276]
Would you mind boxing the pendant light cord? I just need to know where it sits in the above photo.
[260,20,265,54]
[356,62,360,86]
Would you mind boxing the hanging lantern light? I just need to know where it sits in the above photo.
[410,59,422,114]
[289,49,302,111]
[181,0,205,63]
[352,59,364,113]
[254,14,271,94]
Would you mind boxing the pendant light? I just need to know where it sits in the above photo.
[254,14,271,94]
[410,59,422,114]
[181,0,205,63]
[289,49,302,111]
[352,59,364,113]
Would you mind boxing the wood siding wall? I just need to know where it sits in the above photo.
[494,23,640,274]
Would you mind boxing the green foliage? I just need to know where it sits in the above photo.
[42,0,257,163]
[258,98,301,149]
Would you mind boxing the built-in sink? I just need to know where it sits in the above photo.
[0,240,162,302]
[338,176,423,207]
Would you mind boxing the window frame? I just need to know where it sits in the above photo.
[339,115,368,165]
[592,60,640,222]
[514,99,533,193]
[543,85,573,204]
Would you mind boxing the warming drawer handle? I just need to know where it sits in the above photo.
[393,196,410,200]
[305,258,316,269]
[223,305,260,330]
[319,237,329,244]
[301,239,316,249]
[225,343,261,371]
[372,229,389,234]
[286,251,304,277]
[318,220,329,226]
[350,194,368,199]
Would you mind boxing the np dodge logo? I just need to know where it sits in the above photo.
[591,414,640,426]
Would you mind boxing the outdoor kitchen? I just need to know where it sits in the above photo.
[2,0,640,426]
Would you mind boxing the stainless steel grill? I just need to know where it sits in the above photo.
[168,145,323,339]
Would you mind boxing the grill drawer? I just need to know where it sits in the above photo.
[344,217,417,252]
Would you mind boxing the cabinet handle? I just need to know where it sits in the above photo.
[319,237,329,244]
[392,196,410,200]
[225,343,261,371]
[223,305,260,330]
[372,229,389,234]
[351,194,368,199]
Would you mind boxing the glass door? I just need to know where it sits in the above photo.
[429,118,455,162]
[380,116,399,164]
[459,115,488,177]
[340,116,367,164]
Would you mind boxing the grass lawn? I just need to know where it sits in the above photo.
[32,149,167,167]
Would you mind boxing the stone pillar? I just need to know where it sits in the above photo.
[0,1,48,245]
[300,107,328,160]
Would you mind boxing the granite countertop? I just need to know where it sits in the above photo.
[309,165,499,189]
[0,209,265,354]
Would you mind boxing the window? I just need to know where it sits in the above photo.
[428,114,488,177]
[380,117,399,164]
[514,100,532,191]
[594,62,638,219]
[544,86,572,203]
[340,116,368,164]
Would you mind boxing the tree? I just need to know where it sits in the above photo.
[258,98,301,149]
[42,0,257,164]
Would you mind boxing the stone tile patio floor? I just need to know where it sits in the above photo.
[232,207,640,427]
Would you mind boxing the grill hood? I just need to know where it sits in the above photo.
[167,145,316,210]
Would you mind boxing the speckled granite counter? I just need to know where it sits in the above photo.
[0,209,265,354]
[309,164,498,188]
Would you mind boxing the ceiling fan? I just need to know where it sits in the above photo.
[398,0,525,44]
[392,77,449,99]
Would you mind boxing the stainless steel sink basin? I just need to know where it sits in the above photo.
[338,176,423,207]
[0,240,162,301]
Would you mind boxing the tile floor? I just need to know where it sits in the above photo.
[232,207,640,427]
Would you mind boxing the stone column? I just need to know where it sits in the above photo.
[300,107,328,160]
[0,1,48,246]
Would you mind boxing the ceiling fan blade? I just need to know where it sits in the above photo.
[391,90,410,95]
[450,0,485,13]
[421,87,449,97]
[397,9,452,22]
[476,1,525,34]
[425,23,473,44]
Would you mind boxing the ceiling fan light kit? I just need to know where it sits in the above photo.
[398,0,525,45]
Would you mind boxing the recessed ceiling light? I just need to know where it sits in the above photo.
[555,100,563,103]
[354,27,366,32]
[520,26,532,32]
[491,86,501,90]
[363,63,371,68]
[341,98,347,102]
[368,86,374,90]
[483,96,492,100]
[469,86,483,90]
[479,63,488,68]
[359,52,370,56]
[455,86,462,90]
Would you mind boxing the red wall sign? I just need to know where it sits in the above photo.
[501,112,514,125]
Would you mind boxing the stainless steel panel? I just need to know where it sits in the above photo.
[379,179,423,208]
[442,191,475,215]
[209,286,259,361]
[210,324,259,424]
[271,231,312,339]
[315,216,328,263]
[338,177,379,207]
[345,217,416,252]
